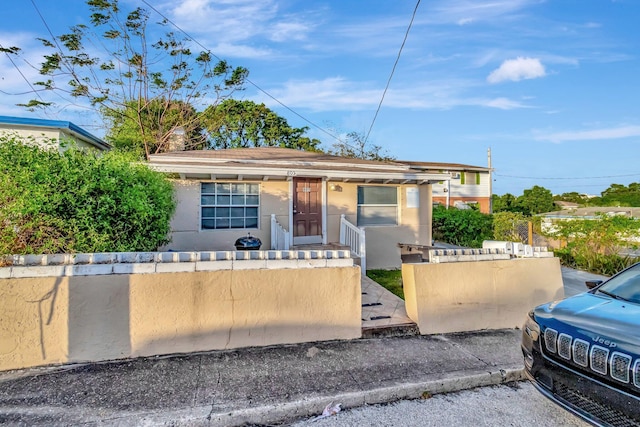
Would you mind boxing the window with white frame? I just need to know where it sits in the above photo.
[357,186,398,226]
[201,182,259,230]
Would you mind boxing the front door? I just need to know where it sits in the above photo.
[293,177,323,244]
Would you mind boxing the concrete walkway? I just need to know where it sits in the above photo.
[361,275,417,336]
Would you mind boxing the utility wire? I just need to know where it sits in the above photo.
[0,46,45,102]
[140,0,344,145]
[364,0,421,144]
[494,172,640,180]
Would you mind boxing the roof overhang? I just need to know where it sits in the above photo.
[147,161,451,185]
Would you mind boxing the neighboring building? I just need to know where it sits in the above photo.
[147,147,451,270]
[0,115,110,151]
[402,161,492,213]
[553,201,579,210]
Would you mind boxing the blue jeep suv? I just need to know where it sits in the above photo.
[522,262,640,426]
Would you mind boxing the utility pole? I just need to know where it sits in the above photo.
[488,147,493,214]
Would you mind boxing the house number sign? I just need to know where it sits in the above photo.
[287,170,297,176]
[302,187,311,193]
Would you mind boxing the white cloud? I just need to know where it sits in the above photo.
[487,57,546,83]
[253,77,529,112]
[535,126,640,143]
[164,0,318,58]
[483,97,527,109]
[457,17,475,25]
[431,0,538,25]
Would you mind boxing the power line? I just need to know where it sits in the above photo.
[0,46,45,102]
[495,172,640,181]
[140,0,344,145]
[364,0,421,144]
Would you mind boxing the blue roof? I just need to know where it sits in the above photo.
[0,115,110,150]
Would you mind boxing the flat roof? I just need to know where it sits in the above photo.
[0,115,110,150]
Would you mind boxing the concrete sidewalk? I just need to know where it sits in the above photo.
[0,329,524,426]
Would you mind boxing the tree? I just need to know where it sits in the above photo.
[600,183,640,207]
[328,131,395,161]
[8,0,247,158]
[0,135,175,254]
[200,99,321,151]
[104,99,205,155]
[516,185,556,215]
[553,192,590,205]
[492,193,519,213]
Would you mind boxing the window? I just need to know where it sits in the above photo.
[460,172,480,185]
[357,186,398,226]
[201,182,259,230]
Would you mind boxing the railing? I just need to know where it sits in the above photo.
[270,214,290,250]
[339,214,366,274]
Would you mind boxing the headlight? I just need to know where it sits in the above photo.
[523,310,540,341]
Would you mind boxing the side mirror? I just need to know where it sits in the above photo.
[585,280,603,290]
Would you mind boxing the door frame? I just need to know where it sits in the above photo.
[288,177,327,246]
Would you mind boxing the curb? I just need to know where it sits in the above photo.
[124,368,526,426]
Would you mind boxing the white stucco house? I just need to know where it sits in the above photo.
[0,115,110,151]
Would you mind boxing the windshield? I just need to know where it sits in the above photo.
[597,263,640,304]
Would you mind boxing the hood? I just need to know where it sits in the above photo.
[534,292,640,356]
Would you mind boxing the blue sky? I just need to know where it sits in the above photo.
[1,0,639,196]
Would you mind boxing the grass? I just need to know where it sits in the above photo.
[366,269,404,299]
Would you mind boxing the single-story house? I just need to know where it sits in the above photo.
[147,147,452,270]
[0,115,110,151]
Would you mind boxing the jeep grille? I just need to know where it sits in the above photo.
[573,339,589,367]
[558,333,572,360]
[591,346,610,375]
[544,328,558,353]
[611,352,632,383]
[542,328,640,387]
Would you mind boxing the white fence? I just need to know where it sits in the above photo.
[339,214,366,274]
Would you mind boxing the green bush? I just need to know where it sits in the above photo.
[543,213,640,275]
[432,206,493,247]
[0,135,176,254]
[492,211,527,242]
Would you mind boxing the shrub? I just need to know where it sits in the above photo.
[492,211,527,242]
[432,206,493,247]
[543,213,640,275]
[0,135,176,254]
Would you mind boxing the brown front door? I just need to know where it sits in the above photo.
[293,177,322,244]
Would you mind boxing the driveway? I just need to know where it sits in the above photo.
[562,266,608,297]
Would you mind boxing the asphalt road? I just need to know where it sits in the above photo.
[289,382,590,427]
[561,266,608,297]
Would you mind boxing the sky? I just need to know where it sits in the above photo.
[1,0,640,196]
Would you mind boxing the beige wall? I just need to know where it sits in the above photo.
[166,179,290,251]
[0,266,361,372]
[167,179,432,269]
[402,258,564,334]
[328,183,432,269]
[0,127,95,152]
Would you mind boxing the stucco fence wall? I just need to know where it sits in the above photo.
[0,250,362,372]
[402,257,564,335]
